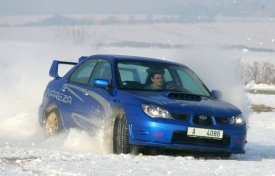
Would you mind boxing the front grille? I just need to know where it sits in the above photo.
[167,93,201,101]
[193,114,213,126]
[172,113,190,121]
[172,131,231,147]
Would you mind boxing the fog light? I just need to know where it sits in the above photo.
[237,140,243,144]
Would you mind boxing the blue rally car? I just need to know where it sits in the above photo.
[38,54,247,157]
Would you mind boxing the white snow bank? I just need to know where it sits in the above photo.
[245,82,275,91]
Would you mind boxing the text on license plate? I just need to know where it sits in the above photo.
[187,127,223,139]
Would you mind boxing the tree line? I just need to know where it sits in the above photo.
[241,61,275,84]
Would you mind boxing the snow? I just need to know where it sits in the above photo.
[1,16,275,175]
[245,82,275,91]
[1,98,275,176]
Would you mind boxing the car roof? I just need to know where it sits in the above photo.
[86,54,184,66]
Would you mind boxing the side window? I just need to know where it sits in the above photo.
[69,59,97,84]
[118,64,143,83]
[90,60,112,85]
[119,68,140,82]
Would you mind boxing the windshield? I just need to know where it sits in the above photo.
[117,61,211,97]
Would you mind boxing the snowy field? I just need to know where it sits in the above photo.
[0,16,275,175]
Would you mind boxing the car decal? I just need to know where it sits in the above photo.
[63,84,112,127]
[62,85,84,102]
[71,112,99,132]
[85,90,111,116]
[46,88,72,104]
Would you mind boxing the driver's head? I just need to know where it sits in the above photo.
[147,68,165,88]
[151,73,165,88]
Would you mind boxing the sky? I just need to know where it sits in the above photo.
[0,0,274,17]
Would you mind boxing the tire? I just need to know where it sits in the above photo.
[44,108,64,139]
[113,114,130,154]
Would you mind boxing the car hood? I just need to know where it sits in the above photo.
[123,90,241,117]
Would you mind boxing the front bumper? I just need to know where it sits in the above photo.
[128,116,247,154]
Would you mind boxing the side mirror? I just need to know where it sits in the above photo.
[93,79,109,89]
[212,90,222,99]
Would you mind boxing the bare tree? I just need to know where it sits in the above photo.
[240,61,275,85]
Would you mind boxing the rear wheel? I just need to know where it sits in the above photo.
[113,114,131,154]
[44,108,64,139]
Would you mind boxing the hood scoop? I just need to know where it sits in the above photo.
[167,92,201,101]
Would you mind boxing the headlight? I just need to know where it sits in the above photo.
[230,113,245,125]
[142,104,172,119]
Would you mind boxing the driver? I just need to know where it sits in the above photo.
[145,68,176,90]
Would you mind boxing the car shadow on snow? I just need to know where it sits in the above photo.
[135,143,275,161]
[135,147,234,160]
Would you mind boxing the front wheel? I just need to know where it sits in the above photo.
[44,108,64,139]
[113,114,131,154]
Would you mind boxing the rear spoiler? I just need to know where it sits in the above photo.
[78,56,88,63]
[49,60,77,78]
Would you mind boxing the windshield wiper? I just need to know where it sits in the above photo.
[119,87,145,91]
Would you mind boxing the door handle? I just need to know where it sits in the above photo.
[85,90,90,96]
[62,86,67,92]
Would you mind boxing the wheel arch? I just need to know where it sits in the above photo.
[43,103,60,125]
[108,106,126,134]
[104,106,127,153]
[112,109,130,154]
[110,106,126,119]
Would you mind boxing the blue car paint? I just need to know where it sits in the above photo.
[39,54,247,154]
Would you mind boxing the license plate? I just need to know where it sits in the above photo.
[187,127,223,139]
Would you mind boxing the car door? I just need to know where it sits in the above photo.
[85,59,114,126]
[59,59,98,131]
[60,59,114,133]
